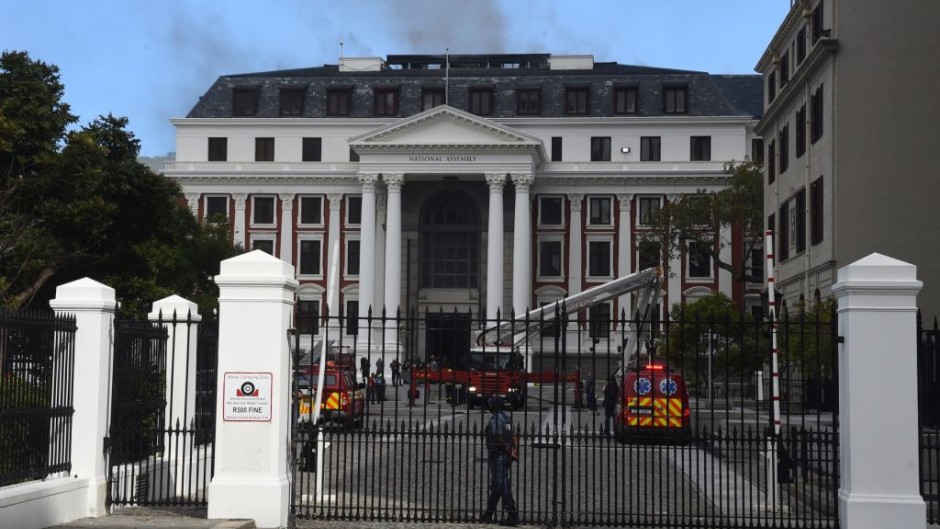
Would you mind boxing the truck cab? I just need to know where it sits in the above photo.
[465,348,527,410]
[296,362,365,430]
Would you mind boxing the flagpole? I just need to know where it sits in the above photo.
[445,48,450,105]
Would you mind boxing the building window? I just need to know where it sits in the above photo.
[779,201,790,261]
[752,138,764,164]
[346,238,361,276]
[252,237,275,255]
[469,88,494,115]
[663,86,687,114]
[280,88,305,116]
[298,196,323,225]
[796,25,807,64]
[374,87,399,116]
[614,86,638,114]
[687,241,712,278]
[345,300,358,336]
[779,51,790,88]
[551,137,562,161]
[346,196,362,225]
[232,88,259,116]
[421,192,480,289]
[327,88,352,116]
[637,197,661,227]
[795,188,806,253]
[768,71,776,104]
[538,239,563,278]
[208,137,227,162]
[588,196,612,226]
[255,137,274,161]
[297,300,320,335]
[302,137,322,162]
[811,177,824,245]
[778,125,789,173]
[422,88,444,110]
[811,84,824,143]
[539,196,564,227]
[640,137,661,161]
[637,240,660,271]
[690,136,711,161]
[349,148,359,162]
[767,140,776,183]
[565,86,589,115]
[587,240,612,278]
[298,239,322,276]
[796,105,806,157]
[748,247,764,281]
[252,196,275,225]
[205,195,228,221]
[516,88,541,115]
[589,303,611,339]
[590,137,611,161]
[812,0,825,43]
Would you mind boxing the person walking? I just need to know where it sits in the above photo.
[376,357,385,378]
[390,358,401,387]
[360,357,369,384]
[482,396,519,526]
[586,372,597,412]
[603,375,619,436]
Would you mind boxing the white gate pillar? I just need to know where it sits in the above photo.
[208,250,298,528]
[49,278,116,518]
[833,253,926,529]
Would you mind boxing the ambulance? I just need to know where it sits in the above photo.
[615,363,691,444]
[296,362,365,430]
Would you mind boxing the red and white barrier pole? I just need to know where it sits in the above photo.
[765,229,781,436]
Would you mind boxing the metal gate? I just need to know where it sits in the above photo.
[106,312,218,507]
[290,300,839,528]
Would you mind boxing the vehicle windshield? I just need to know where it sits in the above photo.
[469,351,524,370]
[296,373,337,390]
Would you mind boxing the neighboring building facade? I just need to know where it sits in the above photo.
[166,53,763,365]
[757,1,940,316]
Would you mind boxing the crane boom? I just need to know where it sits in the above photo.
[476,267,662,351]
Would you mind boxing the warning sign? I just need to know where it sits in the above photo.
[223,372,272,422]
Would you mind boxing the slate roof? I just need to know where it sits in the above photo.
[187,54,761,121]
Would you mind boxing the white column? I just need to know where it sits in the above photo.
[149,295,201,498]
[511,173,534,317]
[208,250,298,529]
[567,194,583,298]
[616,193,633,320]
[50,278,116,518]
[357,174,378,325]
[327,194,343,318]
[186,193,200,217]
[485,173,506,321]
[833,253,926,529]
[384,173,404,316]
[279,194,294,263]
[232,194,247,248]
[374,193,388,319]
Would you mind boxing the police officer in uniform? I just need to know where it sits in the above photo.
[482,396,519,526]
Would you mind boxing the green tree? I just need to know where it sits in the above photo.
[642,160,764,284]
[0,51,240,318]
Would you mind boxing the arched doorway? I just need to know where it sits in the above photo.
[419,190,481,368]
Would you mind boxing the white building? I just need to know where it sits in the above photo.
[166,53,763,367]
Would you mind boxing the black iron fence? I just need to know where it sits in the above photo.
[0,309,76,487]
[107,311,217,507]
[917,312,940,524]
[291,300,839,528]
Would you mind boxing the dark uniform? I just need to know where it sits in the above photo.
[483,396,519,526]
[603,376,619,435]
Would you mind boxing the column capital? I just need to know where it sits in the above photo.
[383,172,405,190]
[279,194,294,210]
[485,172,506,190]
[511,172,534,191]
[568,194,584,211]
[616,193,634,208]
[233,194,247,209]
[186,193,200,207]
[358,172,380,191]
[328,194,343,208]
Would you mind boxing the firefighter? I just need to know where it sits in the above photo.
[482,396,519,526]
[603,375,619,436]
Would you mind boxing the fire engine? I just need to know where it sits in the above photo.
[464,266,665,411]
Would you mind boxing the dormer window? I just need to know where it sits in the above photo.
[564,86,589,115]
[613,86,638,114]
[663,85,687,114]
[232,88,259,116]
[280,88,305,116]
[327,87,352,116]
[373,87,399,116]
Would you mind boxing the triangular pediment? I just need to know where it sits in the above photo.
[349,105,544,152]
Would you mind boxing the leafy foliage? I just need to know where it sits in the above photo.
[0,51,240,317]
[642,161,764,283]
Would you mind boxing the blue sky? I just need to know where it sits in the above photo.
[4,1,791,157]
